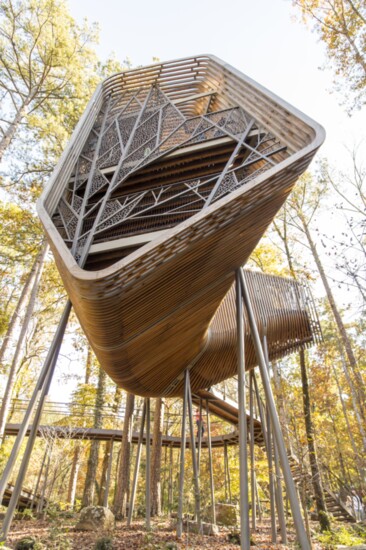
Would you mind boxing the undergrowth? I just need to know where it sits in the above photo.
[316,523,366,549]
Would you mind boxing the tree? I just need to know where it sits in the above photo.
[82,364,107,507]
[0,242,47,441]
[284,173,366,420]
[113,392,135,518]
[0,0,99,163]
[299,349,331,531]
[320,149,366,310]
[292,0,366,111]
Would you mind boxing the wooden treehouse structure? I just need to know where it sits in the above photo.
[1,56,326,549]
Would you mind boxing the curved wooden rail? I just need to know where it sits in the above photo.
[37,55,324,397]
[4,423,240,449]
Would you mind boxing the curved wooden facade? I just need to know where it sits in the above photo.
[37,55,324,397]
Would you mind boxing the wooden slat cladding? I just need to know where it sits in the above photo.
[37,55,325,398]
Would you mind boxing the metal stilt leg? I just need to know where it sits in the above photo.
[177,370,188,538]
[206,399,216,524]
[224,442,228,502]
[127,400,146,526]
[267,405,277,542]
[262,335,287,544]
[187,373,201,531]
[145,398,151,530]
[0,303,70,540]
[238,268,310,550]
[197,398,203,475]
[168,444,173,515]
[0,301,71,508]
[249,371,256,531]
[235,270,250,550]
[274,439,288,544]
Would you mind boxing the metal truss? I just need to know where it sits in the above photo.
[53,84,287,265]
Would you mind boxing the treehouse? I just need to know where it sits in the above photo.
[37,55,324,397]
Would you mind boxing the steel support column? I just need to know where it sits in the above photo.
[206,399,216,524]
[145,398,151,530]
[177,370,188,538]
[238,268,310,550]
[249,371,256,531]
[0,301,70,540]
[235,270,250,550]
[168,444,173,515]
[127,400,146,526]
[0,301,71,508]
[263,335,287,544]
[197,398,203,474]
[187,373,201,531]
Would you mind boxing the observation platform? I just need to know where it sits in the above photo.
[37,55,324,397]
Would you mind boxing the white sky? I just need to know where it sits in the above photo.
[68,0,365,169]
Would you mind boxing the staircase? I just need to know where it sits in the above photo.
[1,483,46,512]
[195,386,357,523]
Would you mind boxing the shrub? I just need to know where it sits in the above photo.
[94,537,113,550]
[15,538,43,550]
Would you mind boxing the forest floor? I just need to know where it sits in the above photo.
[4,515,334,549]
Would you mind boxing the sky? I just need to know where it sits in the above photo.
[68,0,365,169]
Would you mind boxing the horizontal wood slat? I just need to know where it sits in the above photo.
[37,55,325,398]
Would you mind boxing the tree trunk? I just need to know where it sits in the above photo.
[0,101,29,163]
[67,444,82,508]
[151,398,165,516]
[99,440,113,506]
[0,245,47,367]
[0,243,48,442]
[113,392,135,518]
[299,349,330,532]
[271,361,293,453]
[82,366,107,507]
[98,385,122,505]
[337,346,366,454]
[84,346,93,385]
[299,215,366,418]
[332,363,366,470]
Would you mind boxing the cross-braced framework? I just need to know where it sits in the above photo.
[53,85,285,266]
[37,55,324,398]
